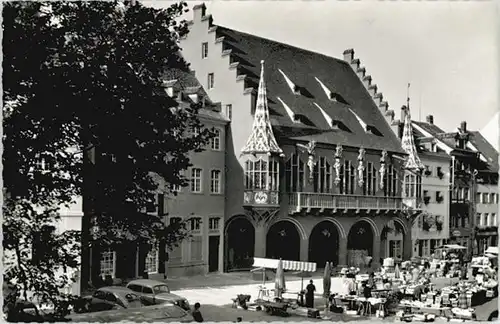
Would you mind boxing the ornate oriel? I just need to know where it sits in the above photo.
[379,150,388,189]
[357,148,365,187]
[296,140,317,183]
[333,145,343,185]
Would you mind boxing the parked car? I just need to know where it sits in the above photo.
[69,302,193,322]
[126,279,190,311]
[4,300,70,323]
[74,286,143,313]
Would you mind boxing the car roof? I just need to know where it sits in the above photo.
[99,286,135,293]
[127,279,168,287]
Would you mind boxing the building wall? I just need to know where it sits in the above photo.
[475,183,499,253]
[179,11,254,224]
[161,116,227,277]
[410,155,451,257]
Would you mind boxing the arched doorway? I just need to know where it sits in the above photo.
[381,219,405,260]
[309,221,340,267]
[225,217,255,271]
[266,221,300,261]
[347,220,374,267]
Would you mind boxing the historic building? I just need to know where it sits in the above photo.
[411,120,485,257]
[467,131,498,253]
[80,69,228,287]
[179,3,424,270]
[392,114,451,257]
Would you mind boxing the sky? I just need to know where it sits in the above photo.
[145,0,498,133]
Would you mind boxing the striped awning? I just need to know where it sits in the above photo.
[252,257,317,272]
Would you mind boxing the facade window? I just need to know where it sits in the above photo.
[145,246,159,274]
[285,154,305,192]
[100,250,115,277]
[389,240,402,259]
[476,192,481,203]
[482,193,489,204]
[201,42,208,59]
[403,172,421,199]
[190,168,203,193]
[225,104,232,121]
[418,240,430,257]
[495,193,499,204]
[313,157,332,193]
[244,158,279,191]
[491,213,497,226]
[476,213,482,227]
[210,129,221,150]
[189,217,202,233]
[340,160,355,195]
[208,217,220,231]
[463,188,469,201]
[192,126,201,137]
[490,193,495,204]
[383,165,398,197]
[190,236,203,261]
[207,73,215,89]
[210,170,221,194]
[362,162,377,196]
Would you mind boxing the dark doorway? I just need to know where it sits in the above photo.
[266,221,300,261]
[347,221,374,267]
[309,221,340,267]
[226,217,255,271]
[208,236,220,272]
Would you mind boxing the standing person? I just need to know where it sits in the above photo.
[192,302,204,322]
[306,280,316,308]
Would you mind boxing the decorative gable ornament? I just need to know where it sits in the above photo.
[241,60,284,157]
[401,105,425,172]
[334,145,343,186]
[357,148,365,187]
[296,140,317,183]
[379,150,388,189]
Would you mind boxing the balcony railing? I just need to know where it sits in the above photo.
[243,189,279,207]
[289,192,418,213]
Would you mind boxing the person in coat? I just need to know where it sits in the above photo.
[306,280,316,308]
[192,302,204,322]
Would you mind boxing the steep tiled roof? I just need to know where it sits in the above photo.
[413,121,445,136]
[469,131,499,173]
[215,26,404,154]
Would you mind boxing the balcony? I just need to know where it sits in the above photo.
[288,192,417,213]
[243,190,279,208]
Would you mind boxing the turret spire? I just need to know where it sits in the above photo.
[401,104,424,171]
[241,60,283,156]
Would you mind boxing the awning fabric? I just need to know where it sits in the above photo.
[485,246,498,255]
[252,257,317,272]
[436,244,467,250]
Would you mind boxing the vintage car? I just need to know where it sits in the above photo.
[126,279,190,311]
[74,286,143,313]
[69,302,193,322]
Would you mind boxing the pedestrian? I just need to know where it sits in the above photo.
[236,317,242,322]
[306,279,316,308]
[192,302,204,322]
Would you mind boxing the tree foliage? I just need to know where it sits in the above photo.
[3,0,213,311]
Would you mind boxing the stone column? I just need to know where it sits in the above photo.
[254,223,267,258]
[372,236,381,268]
[403,229,413,261]
[300,238,309,261]
[338,237,348,267]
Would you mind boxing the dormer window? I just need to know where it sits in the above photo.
[314,77,336,101]
[277,97,300,124]
[278,69,300,95]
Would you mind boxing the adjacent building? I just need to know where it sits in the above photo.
[179,3,425,270]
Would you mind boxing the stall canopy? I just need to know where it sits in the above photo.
[252,257,317,272]
[485,246,498,255]
[437,244,467,250]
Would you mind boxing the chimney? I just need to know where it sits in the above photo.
[460,121,467,132]
[193,3,207,21]
[363,75,372,89]
[357,67,366,79]
[426,115,434,125]
[401,105,408,121]
[368,84,378,97]
[374,93,383,106]
[379,101,389,112]
[343,48,355,63]
[350,59,360,72]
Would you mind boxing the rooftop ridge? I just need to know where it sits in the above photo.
[215,25,349,66]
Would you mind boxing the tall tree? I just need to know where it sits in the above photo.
[3,0,212,312]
